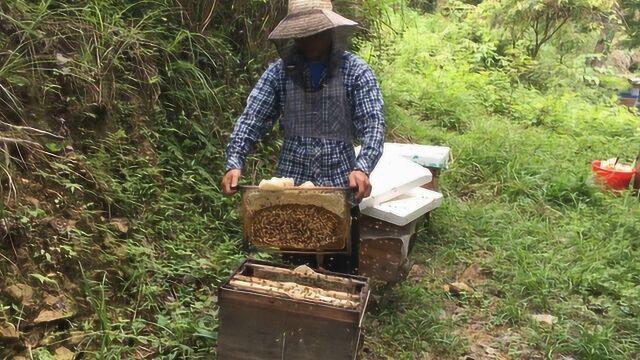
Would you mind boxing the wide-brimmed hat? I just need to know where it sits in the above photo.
[268,0,358,40]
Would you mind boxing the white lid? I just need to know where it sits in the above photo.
[383,143,451,169]
[358,151,432,210]
[361,187,443,226]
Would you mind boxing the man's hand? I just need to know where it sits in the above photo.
[221,169,241,195]
[348,170,371,200]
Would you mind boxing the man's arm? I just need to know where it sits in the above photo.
[352,64,385,176]
[226,62,281,170]
[222,62,281,194]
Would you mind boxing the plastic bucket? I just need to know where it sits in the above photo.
[591,160,634,190]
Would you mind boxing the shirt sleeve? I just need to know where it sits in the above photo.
[225,62,281,171]
[351,64,385,175]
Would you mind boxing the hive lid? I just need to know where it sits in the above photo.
[361,187,443,226]
[239,186,352,253]
[382,143,451,169]
[358,152,432,210]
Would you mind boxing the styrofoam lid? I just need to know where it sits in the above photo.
[361,187,443,226]
[383,143,450,169]
[358,151,432,210]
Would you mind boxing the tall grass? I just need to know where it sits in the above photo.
[0,0,396,357]
[364,9,640,360]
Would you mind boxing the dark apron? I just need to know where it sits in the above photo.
[280,59,359,274]
[281,61,352,143]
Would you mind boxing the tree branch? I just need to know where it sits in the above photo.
[532,14,541,54]
[541,14,570,45]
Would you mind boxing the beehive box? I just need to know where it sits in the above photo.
[240,186,352,253]
[217,259,370,360]
[358,216,422,283]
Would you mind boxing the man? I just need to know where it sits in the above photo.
[220,0,384,272]
[221,0,384,197]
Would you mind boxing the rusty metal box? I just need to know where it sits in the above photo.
[217,259,370,360]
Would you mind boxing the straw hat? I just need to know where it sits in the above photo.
[268,0,358,40]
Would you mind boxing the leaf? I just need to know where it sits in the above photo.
[29,273,59,288]
[63,182,83,193]
[46,142,63,153]
[157,314,168,327]
[194,329,217,340]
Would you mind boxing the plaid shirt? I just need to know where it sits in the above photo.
[225,51,384,187]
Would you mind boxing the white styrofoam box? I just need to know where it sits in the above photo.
[383,143,450,169]
[358,151,432,210]
[361,187,443,226]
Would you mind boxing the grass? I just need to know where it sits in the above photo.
[1,1,639,359]
[0,1,390,358]
[360,11,640,360]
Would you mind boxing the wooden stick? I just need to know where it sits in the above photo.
[229,279,358,309]
[229,280,358,309]
[248,263,363,287]
[234,275,359,302]
[251,268,355,293]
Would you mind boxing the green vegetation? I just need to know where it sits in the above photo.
[1,0,639,359]
[362,9,640,359]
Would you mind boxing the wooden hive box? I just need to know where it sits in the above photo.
[217,259,370,360]
[358,216,422,283]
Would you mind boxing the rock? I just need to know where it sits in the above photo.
[44,294,59,306]
[0,324,19,340]
[22,328,43,348]
[53,346,74,360]
[5,284,34,304]
[55,53,72,66]
[33,310,74,325]
[67,331,86,346]
[607,50,631,74]
[408,264,426,279]
[43,294,67,310]
[532,313,557,325]
[460,263,485,285]
[25,196,40,208]
[109,218,129,234]
[630,51,640,71]
[444,282,474,295]
[49,218,76,233]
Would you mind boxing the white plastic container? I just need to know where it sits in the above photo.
[361,187,443,226]
[382,143,450,169]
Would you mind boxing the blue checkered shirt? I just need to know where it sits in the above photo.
[225,51,385,187]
